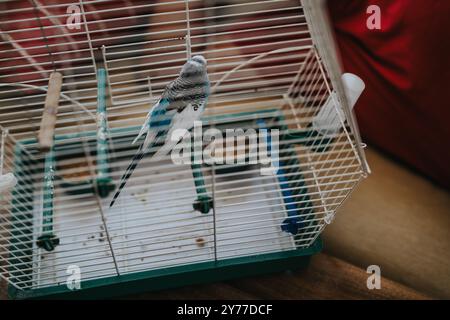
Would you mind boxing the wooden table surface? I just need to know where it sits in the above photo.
[121,253,429,300]
[0,253,428,300]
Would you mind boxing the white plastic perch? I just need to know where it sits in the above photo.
[312,73,366,138]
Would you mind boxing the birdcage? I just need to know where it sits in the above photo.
[0,0,370,299]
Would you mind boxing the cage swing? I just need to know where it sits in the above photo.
[0,0,370,299]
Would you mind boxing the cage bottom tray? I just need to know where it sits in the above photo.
[10,159,322,299]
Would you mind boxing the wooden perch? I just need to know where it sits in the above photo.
[38,72,63,152]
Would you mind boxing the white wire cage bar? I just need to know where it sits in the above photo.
[0,0,369,297]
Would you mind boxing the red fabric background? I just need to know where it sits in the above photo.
[327,0,450,189]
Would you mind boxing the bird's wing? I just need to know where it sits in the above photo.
[151,76,210,160]
[132,97,171,146]
[131,73,183,146]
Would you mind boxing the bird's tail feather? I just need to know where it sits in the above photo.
[109,146,146,208]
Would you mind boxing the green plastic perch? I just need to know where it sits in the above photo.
[95,68,115,197]
[36,148,60,252]
[190,141,213,214]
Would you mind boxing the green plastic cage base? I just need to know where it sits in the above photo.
[8,109,328,300]
[9,239,322,300]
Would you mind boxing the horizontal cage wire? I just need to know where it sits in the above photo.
[0,0,369,295]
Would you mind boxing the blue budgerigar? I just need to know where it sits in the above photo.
[109,55,210,207]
